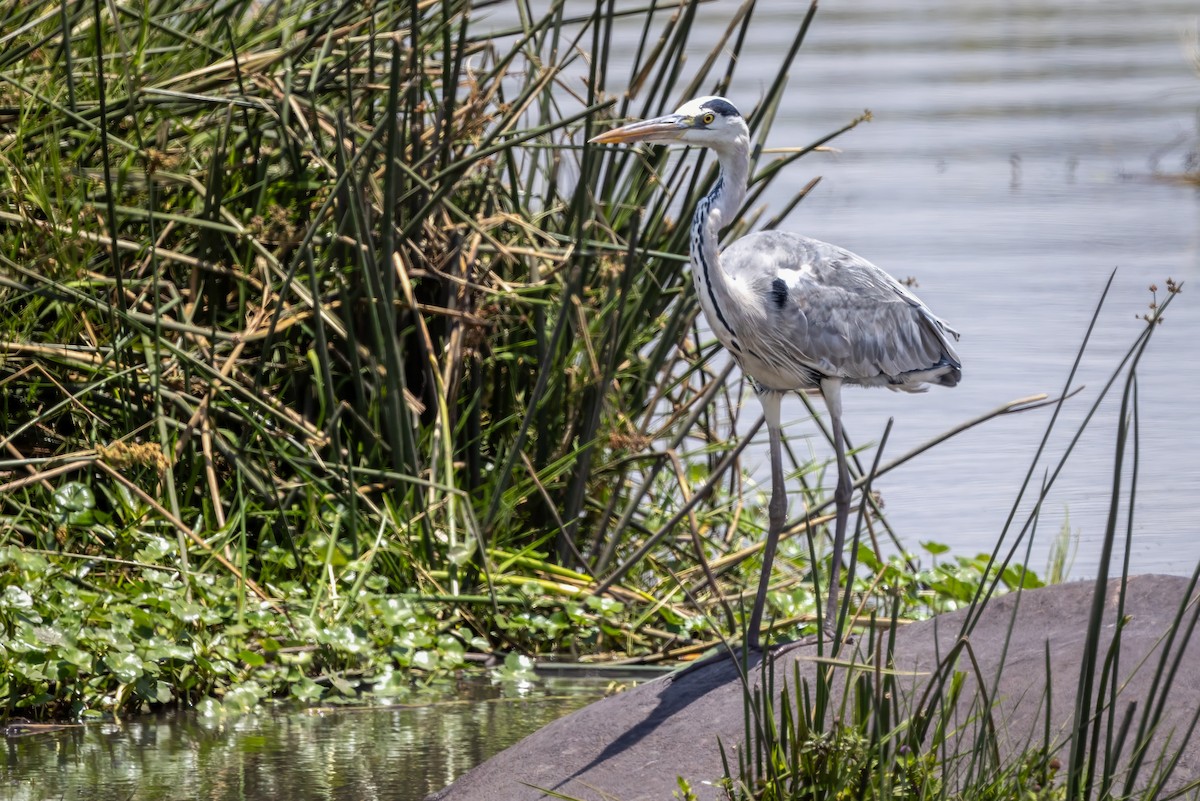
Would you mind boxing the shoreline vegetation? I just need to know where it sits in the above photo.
[1,1,1194,798]
[0,0,883,719]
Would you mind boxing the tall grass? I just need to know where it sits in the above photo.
[0,0,904,714]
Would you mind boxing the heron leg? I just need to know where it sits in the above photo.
[821,378,850,634]
[747,393,786,651]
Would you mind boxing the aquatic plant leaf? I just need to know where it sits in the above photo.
[223,681,266,713]
[33,625,66,647]
[290,678,324,703]
[197,698,222,718]
[136,536,174,562]
[492,652,537,683]
[60,646,93,670]
[134,676,173,705]
[0,546,48,571]
[412,650,437,671]
[52,482,95,515]
[329,676,356,697]
[2,585,34,611]
[152,680,173,704]
[238,650,266,667]
[369,669,410,698]
[104,652,146,684]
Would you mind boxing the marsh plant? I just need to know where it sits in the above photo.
[0,0,1167,745]
[0,0,953,718]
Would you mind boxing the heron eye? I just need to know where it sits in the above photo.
[702,112,716,125]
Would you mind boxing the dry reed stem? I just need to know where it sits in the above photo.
[0,460,92,494]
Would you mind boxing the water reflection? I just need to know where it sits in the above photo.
[0,678,607,801]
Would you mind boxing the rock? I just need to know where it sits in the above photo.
[427,575,1200,801]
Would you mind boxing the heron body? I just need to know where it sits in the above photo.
[591,96,960,648]
[710,231,960,395]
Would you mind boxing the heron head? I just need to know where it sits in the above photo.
[589,96,749,150]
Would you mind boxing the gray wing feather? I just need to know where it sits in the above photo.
[722,231,960,390]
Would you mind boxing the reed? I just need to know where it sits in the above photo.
[0,0,1094,724]
[0,0,895,716]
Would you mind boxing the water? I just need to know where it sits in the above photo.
[595,0,1200,578]
[0,678,608,801]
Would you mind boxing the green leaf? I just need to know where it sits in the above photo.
[411,650,437,671]
[491,651,537,683]
[33,626,67,647]
[369,669,410,699]
[2,586,33,611]
[290,678,324,703]
[103,652,145,684]
[136,536,173,562]
[52,482,96,515]
[238,650,266,667]
[222,681,266,713]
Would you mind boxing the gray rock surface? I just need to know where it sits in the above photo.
[428,575,1200,801]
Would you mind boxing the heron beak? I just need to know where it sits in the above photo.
[588,114,691,145]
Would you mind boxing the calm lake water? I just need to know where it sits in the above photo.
[6,3,1198,801]
[0,677,609,801]
[592,0,1200,579]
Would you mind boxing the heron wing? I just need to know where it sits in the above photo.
[721,231,960,388]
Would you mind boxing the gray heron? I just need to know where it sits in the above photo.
[590,96,961,648]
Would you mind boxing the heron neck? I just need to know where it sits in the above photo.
[709,143,750,225]
[691,140,750,338]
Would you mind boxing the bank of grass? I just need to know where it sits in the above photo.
[0,0,1113,733]
[0,0,970,720]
